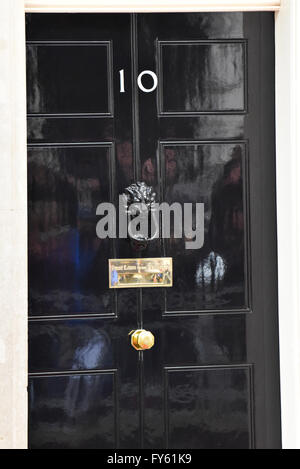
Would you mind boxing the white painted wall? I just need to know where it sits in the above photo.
[275,0,300,450]
[0,0,28,450]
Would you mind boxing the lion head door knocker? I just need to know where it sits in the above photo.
[122,182,159,252]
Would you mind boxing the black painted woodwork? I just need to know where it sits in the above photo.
[27,12,281,449]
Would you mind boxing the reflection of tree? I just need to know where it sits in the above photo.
[196,252,226,290]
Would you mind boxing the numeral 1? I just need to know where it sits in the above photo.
[119,69,125,93]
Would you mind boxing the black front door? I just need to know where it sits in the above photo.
[27,13,281,449]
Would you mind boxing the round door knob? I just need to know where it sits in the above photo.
[129,329,155,351]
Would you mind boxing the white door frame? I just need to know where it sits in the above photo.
[1,0,299,449]
[24,1,281,12]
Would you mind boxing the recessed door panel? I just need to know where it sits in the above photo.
[28,144,114,316]
[159,41,246,114]
[165,366,253,449]
[161,141,248,313]
[29,373,117,449]
[27,43,113,116]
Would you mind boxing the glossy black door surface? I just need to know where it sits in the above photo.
[27,13,281,449]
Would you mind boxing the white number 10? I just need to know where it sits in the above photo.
[119,69,158,93]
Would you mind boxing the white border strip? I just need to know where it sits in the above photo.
[275,0,300,449]
[25,1,281,13]
[0,0,27,450]
[9,0,300,451]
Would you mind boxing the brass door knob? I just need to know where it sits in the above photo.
[129,329,155,351]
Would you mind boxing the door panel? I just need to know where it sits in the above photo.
[161,141,248,312]
[29,372,117,449]
[27,42,113,116]
[165,365,253,449]
[158,41,246,114]
[28,144,114,316]
[138,12,279,450]
[27,13,140,450]
[27,12,281,449]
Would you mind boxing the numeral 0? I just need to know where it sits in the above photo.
[119,69,158,93]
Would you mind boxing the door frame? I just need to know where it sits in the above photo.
[1,0,299,449]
